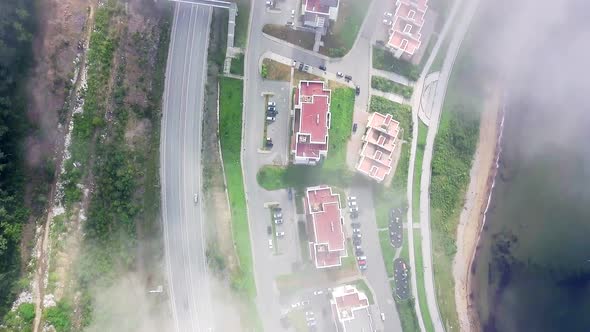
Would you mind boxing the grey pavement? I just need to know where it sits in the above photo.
[418,0,481,330]
[160,4,214,332]
[349,184,402,332]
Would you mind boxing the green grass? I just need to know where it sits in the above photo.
[395,299,421,332]
[230,53,245,76]
[379,230,395,278]
[323,88,355,170]
[413,233,434,332]
[353,279,375,304]
[412,121,428,224]
[234,0,251,48]
[373,46,419,81]
[321,0,371,57]
[371,76,414,99]
[219,77,262,330]
[297,220,310,262]
[400,227,410,262]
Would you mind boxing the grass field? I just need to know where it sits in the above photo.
[371,76,414,99]
[395,299,421,332]
[323,88,355,170]
[234,0,251,48]
[379,230,395,278]
[218,77,262,330]
[230,53,245,76]
[373,46,419,81]
[262,58,291,81]
[321,0,371,57]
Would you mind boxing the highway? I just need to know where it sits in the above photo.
[160,4,214,332]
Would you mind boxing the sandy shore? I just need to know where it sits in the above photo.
[453,87,502,332]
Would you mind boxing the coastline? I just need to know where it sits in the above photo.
[452,86,503,332]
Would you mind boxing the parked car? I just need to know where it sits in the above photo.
[313,290,324,295]
[288,188,293,200]
[274,211,283,219]
[291,9,296,16]
[268,101,276,106]
[381,313,386,321]
[353,232,362,239]
[384,11,393,17]
[353,237,361,246]
[298,63,305,71]
[351,222,361,229]
[353,228,361,233]
[355,249,364,256]
[344,74,353,81]
[268,239,273,249]
[266,116,276,122]
[319,64,327,71]
[276,231,285,237]
[274,218,283,225]
[303,64,312,73]
[336,72,344,78]
[267,226,272,235]
[194,193,198,204]
[286,21,294,27]
[355,86,360,95]
[265,138,274,149]
[357,255,367,261]
[352,123,358,133]
[383,19,392,25]
[354,244,362,251]
[350,210,359,219]
[267,110,277,116]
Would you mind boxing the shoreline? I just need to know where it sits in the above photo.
[452,86,503,332]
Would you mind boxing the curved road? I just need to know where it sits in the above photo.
[160,4,214,332]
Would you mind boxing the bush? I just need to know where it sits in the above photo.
[44,301,72,332]
[373,47,419,80]
[261,63,268,78]
[371,76,414,98]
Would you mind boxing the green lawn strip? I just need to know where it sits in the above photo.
[341,240,357,271]
[394,296,421,332]
[230,53,245,76]
[321,0,371,57]
[371,76,414,99]
[323,88,355,170]
[219,77,262,330]
[257,164,354,191]
[372,46,419,81]
[297,220,310,262]
[234,0,251,48]
[413,233,435,332]
[412,120,428,224]
[378,230,395,278]
[400,227,410,262]
[352,279,375,305]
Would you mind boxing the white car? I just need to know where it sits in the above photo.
[381,312,385,321]
[276,231,285,237]
[384,11,393,17]
[194,194,198,203]
[313,290,324,295]
[268,239,273,249]
[291,9,295,16]
[268,101,276,106]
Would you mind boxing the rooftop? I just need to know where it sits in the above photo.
[292,81,331,163]
[304,0,339,14]
[387,0,429,56]
[356,112,400,182]
[330,285,373,332]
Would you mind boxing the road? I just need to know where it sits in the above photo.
[351,184,402,331]
[160,4,214,332]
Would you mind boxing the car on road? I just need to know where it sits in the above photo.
[381,313,385,321]
[352,123,358,133]
[276,231,285,237]
[319,64,327,71]
[355,86,360,95]
[268,239,273,249]
[194,194,198,203]
[336,71,344,78]
[313,290,324,295]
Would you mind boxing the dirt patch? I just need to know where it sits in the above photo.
[125,116,152,147]
[262,24,315,51]
[262,58,291,81]
[453,86,502,332]
[293,71,324,85]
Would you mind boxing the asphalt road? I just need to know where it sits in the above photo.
[160,4,214,332]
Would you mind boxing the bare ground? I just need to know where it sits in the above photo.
[453,85,501,332]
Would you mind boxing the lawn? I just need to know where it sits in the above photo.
[413,233,434,332]
[395,298,421,332]
[321,0,371,57]
[373,46,419,81]
[371,76,414,99]
[352,279,375,305]
[262,58,291,81]
[412,120,428,224]
[230,53,244,76]
[379,230,395,278]
[219,77,262,329]
[234,0,251,48]
[323,87,355,170]
[262,24,315,50]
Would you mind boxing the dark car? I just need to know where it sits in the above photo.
[319,64,327,71]
[355,86,360,95]
[267,110,278,116]
[353,237,361,246]
[351,222,361,229]
[299,63,305,71]
[288,188,293,200]
[352,123,358,133]
[344,74,352,82]
[350,211,359,219]
[355,249,364,256]
[267,226,272,235]
[265,137,274,148]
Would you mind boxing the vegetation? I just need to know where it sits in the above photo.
[321,0,371,57]
[230,53,245,76]
[1,303,35,331]
[234,0,251,48]
[395,299,421,332]
[0,0,36,317]
[412,121,428,224]
[323,88,355,170]
[413,234,434,332]
[43,301,72,332]
[261,58,291,81]
[369,96,412,137]
[371,76,414,98]
[262,24,315,50]
[373,47,419,81]
[218,77,262,330]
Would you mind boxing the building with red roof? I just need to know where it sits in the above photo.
[356,112,400,182]
[301,0,340,30]
[330,284,374,331]
[291,81,331,165]
[386,0,429,60]
[304,185,347,269]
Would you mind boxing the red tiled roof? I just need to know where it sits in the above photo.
[292,81,331,161]
[387,0,429,56]
[331,285,371,325]
[305,186,346,268]
[356,112,400,182]
[305,0,330,14]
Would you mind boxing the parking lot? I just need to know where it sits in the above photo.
[393,258,410,300]
[260,80,292,165]
[265,188,301,266]
[284,288,337,332]
[389,208,403,248]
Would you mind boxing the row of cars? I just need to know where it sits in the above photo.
[293,61,361,96]
[389,208,403,248]
[268,206,285,250]
[348,196,368,271]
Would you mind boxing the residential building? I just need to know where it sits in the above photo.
[301,0,340,30]
[330,284,374,332]
[291,81,331,165]
[304,185,347,268]
[386,0,429,60]
[356,112,400,183]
